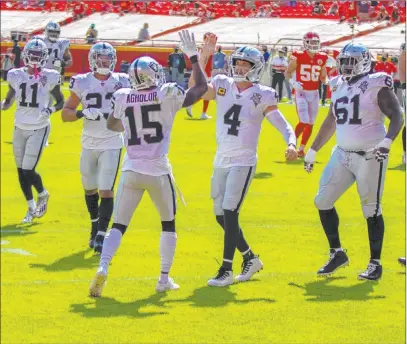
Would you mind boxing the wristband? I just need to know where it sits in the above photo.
[76,110,84,119]
[190,55,198,63]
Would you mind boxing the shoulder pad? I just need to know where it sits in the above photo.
[368,72,393,89]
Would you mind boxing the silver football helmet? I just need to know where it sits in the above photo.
[128,56,165,90]
[23,38,49,69]
[45,21,61,42]
[88,42,117,75]
[229,46,265,83]
[337,43,371,79]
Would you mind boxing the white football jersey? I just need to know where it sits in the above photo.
[70,72,130,150]
[112,82,186,176]
[210,74,279,167]
[330,72,393,151]
[39,36,70,71]
[8,67,61,130]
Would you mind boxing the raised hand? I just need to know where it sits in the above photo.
[178,30,198,58]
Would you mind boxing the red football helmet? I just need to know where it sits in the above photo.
[303,32,320,53]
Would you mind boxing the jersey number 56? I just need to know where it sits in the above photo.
[300,64,321,82]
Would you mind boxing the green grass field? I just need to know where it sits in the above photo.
[1,83,405,344]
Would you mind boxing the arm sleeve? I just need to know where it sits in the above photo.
[112,91,125,119]
[265,109,296,146]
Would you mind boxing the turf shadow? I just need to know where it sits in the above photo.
[70,293,168,318]
[29,249,99,271]
[253,172,273,179]
[0,223,39,237]
[388,164,406,171]
[288,276,385,302]
[167,285,276,308]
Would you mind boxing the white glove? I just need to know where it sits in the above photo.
[39,107,53,121]
[178,30,198,58]
[304,148,317,173]
[374,138,392,162]
[83,108,103,120]
[290,80,304,92]
[53,60,61,68]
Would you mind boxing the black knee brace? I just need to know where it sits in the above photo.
[111,223,127,235]
[161,220,175,232]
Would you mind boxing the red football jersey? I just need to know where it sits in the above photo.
[291,50,328,90]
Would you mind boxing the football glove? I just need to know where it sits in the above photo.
[374,138,392,162]
[82,108,103,120]
[304,148,317,173]
[53,60,62,68]
[178,30,198,58]
[290,80,304,92]
[39,107,53,121]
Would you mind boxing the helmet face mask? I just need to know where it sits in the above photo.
[88,42,117,75]
[23,39,48,69]
[303,32,320,53]
[229,46,264,83]
[337,43,371,79]
[45,22,61,42]
[129,57,165,90]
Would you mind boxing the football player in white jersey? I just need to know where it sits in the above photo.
[38,22,72,76]
[304,43,404,280]
[89,30,208,297]
[61,42,130,253]
[1,38,64,223]
[189,37,298,287]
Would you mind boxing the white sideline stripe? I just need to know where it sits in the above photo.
[1,248,35,256]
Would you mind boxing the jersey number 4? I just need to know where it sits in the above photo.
[125,104,164,146]
[334,94,361,125]
[224,104,242,136]
[19,83,39,108]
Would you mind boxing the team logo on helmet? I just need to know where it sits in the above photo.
[148,62,159,73]
[250,93,262,107]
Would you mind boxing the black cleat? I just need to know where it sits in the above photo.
[358,260,382,281]
[89,222,98,249]
[89,239,95,249]
[94,234,105,254]
[317,249,349,276]
[398,257,406,266]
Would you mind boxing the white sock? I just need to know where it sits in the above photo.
[96,231,106,237]
[372,259,381,265]
[27,199,36,210]
[333,248,343,252]
[99,228,123,274]
[159,232,177,283]
[38,189,48,197]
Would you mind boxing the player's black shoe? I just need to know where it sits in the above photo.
[317,249,349,276]
[94,234,105,254]
[89,223,98,249]
[358,260,382,281]
[398,257,406,266]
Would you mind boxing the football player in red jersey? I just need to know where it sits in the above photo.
[186,32,215,119]
[285,32,328,157]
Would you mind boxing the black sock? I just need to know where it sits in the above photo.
[367,215,385,260]
[17,168,33,201]
[216,215,253,259]
[403,126,406,152]
[222,210,240,270]
[31,171,44,194]
[97,197,114,236]
[319,208,341,249]
[85,193,99,238]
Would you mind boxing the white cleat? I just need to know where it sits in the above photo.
[156,277,180,292]
[235,256,263,283]
[207,267,233,287]
[402,153,406,165]
[35,191,50,218]
[186,107,193,117]
[89,271,107,298]
[21,208,35,224]
[200,112,212,120]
